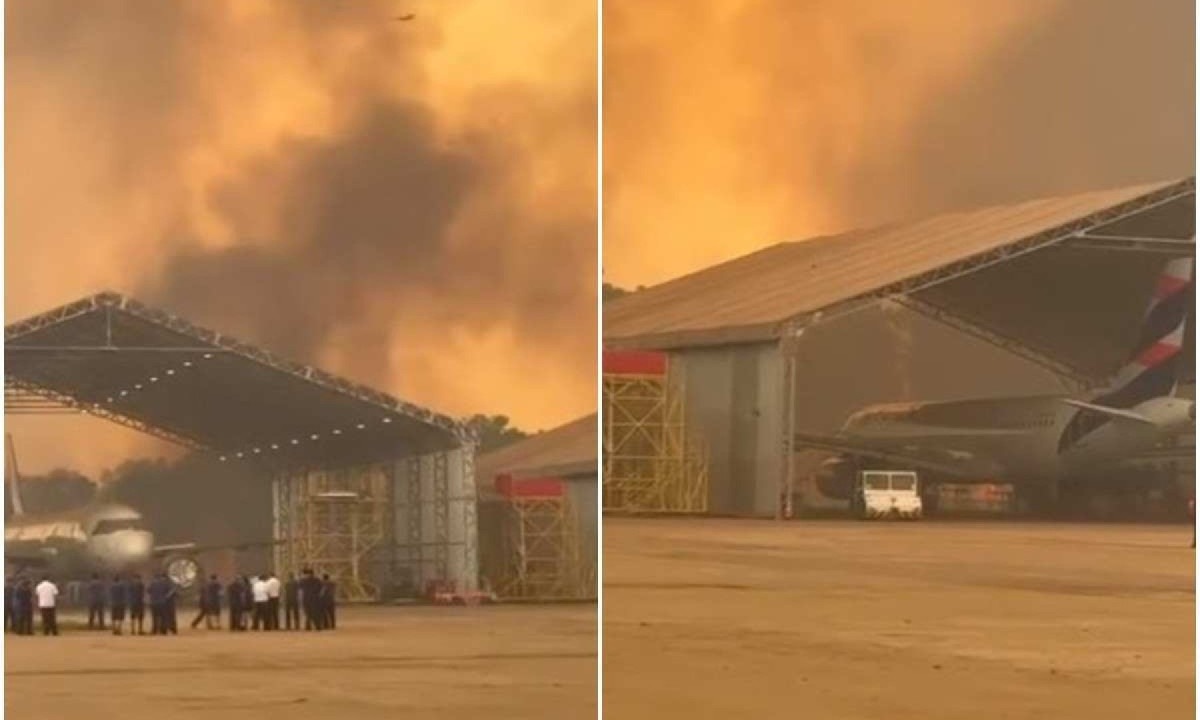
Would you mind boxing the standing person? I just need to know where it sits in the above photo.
[147,573,167,635]
[283,573,300,631]
[14,578,33,635]
[265,572,282,630]
[205,575,222,629]
[1189,497,1195,548]
[250,575,269,631]
[300,569,323,631]
[4,575,14,633]
[128,574,146,635]
[320,574,337,630]
[109,574,127,636]
[227,576,243,632]
[34,576,59,636]
[86,573,107,630]
[164,576,179,635]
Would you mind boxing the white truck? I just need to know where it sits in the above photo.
[850,470,923,520]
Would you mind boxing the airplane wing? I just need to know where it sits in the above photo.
[1060,399,1156,425]
[152,539,283,556]
[793,431,1004,478]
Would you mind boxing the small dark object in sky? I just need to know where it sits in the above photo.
[394,13,416,21]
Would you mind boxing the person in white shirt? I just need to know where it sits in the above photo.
[34,577,59,636]
[264,573,282,631]
[250,575,269,631]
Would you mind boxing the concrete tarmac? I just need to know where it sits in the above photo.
[6,604,596,719]
[604,518,1194,720]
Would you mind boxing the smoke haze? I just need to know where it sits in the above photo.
[604,0,1194,287]
[6,0,597,473]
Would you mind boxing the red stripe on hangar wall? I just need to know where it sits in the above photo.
[603,350,667,376]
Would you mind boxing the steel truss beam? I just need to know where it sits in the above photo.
[3,378,206,450]
[6,292,472,446]
[781,181,1195,334]
[896,295,1095,390]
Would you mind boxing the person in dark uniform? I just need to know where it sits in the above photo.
[320,574,337,630]
[164,576,179,635]
[300,569,323,631]
[86,573,107,630]
[4,575,13,633]
[226,576,243,632]
[192,575,221,629]
[128,574,146,635]
[13,578,33,635]
[147,573,167,635]
[283,573,300,631]
[109,574,127,635]
[1189,497,1195,548]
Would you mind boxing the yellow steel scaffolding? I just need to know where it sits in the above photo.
[273,464,389,602]
[603,370,708,513]
[498,491,589,600]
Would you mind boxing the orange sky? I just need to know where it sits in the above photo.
[6,0,597,474]
[603,0,1193,288]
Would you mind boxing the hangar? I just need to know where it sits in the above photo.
[475,414,597,600]
[5,292,478,601]
[604,178,1195,517]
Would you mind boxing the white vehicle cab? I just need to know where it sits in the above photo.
[851,470,922,520]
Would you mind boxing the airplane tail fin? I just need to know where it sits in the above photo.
[5,433,26,517]
[1096,256,1193,409]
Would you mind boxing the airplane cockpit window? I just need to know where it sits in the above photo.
[92,518,144,535]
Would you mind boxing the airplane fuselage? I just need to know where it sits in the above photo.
[839,394,1193,483]
[5,503,155,577]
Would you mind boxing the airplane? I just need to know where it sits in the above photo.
[800,256,1195,505]
[4,434,203,588]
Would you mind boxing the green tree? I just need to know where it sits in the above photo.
[464,414,529,453]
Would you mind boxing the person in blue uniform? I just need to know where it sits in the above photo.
[128,574,146,635]
[109,574,127,635]
[163,576,179,635]
[13,578,33,635]
[4,575,13,633]
[320,574,337,630]
[147,573,168,635]
[283,573,300,631]
[86,573,107,630]
[226,576,243,631]
[191,575,221,629]
[299,569,323,630]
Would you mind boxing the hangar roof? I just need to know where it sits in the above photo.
[5,292,468,467]
[476,413,596,487]
[604,178,1195,384]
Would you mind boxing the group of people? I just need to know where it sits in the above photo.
[4,576,65,635]
[192,569,338,632]
[5,568,338,636]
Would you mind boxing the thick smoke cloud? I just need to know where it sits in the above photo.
[7,0,596,474]
[604,0,1194,287]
